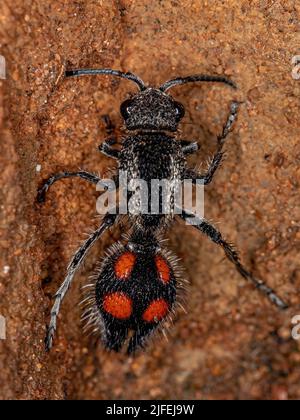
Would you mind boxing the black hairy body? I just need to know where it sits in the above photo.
[38,67,288,354]
[119,132,186,230]
[120,133,185,183]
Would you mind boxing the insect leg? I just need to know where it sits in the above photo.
[178,209,288,310]
[180,140,200,156]
[184,101,239,184]
[217,101,240,145]
[101,114,115,136]
[45,213,118,351]
[37,171,102,203]
[99,138,120,160]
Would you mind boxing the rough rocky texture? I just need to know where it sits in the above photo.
[0,0,300,400]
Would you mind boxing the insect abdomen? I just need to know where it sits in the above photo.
[91,241,179,353]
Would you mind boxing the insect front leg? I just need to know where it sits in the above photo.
[98,114,121,160]
[101,114,115,136]
[98,138,121,160]
[185,101,240,185]
[180,140,200,156]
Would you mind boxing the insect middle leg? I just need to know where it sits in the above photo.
[178,209,288,310]
[37,171,102,203]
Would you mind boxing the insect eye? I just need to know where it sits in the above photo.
[174,102,185,120]
[120,99,133,119]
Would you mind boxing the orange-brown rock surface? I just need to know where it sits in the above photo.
[0,0,299,400]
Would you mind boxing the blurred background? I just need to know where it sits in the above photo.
[0,0,300,400]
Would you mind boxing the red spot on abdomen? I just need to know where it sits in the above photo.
[115,252,136,279]
[103,292,132,319]
[155,255,171,283]
[143,299,169,323]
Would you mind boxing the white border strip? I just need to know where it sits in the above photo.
[0,55,6,79]
[0,315,6,340]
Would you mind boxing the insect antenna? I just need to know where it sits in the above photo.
[159,74,237,92]
[65,68,147,91]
